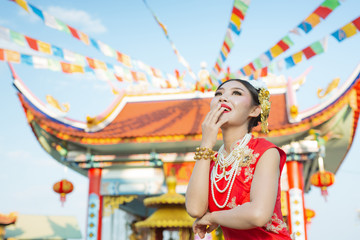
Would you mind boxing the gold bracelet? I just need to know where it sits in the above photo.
[194,147,216,161]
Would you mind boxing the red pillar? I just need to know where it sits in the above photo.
[286,161,307,240]
[86,168,102,240]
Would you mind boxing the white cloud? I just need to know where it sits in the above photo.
[47,6,107,34]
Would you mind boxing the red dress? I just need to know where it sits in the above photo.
[208,137,291,240]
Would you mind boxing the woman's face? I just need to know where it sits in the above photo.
[210,80,259,128]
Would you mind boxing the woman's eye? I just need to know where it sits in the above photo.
[233,91,241,95]
[214,92,222,96]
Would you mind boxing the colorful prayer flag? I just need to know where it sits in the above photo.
[51,46,64,58]
[305,13,321,27]
[302,46,316,59]
[269,44,284,58]
[37,40,52,54]
[33,56,48,69]
[321,0,340,10]
[25,36,38,50]
[68,25,80,40]
[15,0,29,12]
[5,49,20,63]
[353,17,360,31]
[48,59,61,71]
[79,31,90,45]
[70,64,84,73]
[0,49,4,61]
[331,29,346,42]
[10,30,26,46]
[61,62,72,73]
[292,51,303,64]
[342,22,358,38]
[310,41,324,54]
[29,4,44,21]
[314,6,332,19]
[20,54,33,66]
[56,20,71,34]
[284,56,295,69]
[260,67,267,77]
[298,22,313,33]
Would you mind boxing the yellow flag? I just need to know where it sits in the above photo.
[342,22,357,38]
[37,40,51,54]
[305,13,320,27]
[5,49,21,63]
[270,44,283,58]
[15,0,29,12]
[292,51,303,64]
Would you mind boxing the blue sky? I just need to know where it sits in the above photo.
[0,0,359,239]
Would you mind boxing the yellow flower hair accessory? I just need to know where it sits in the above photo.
[258,88,271,134]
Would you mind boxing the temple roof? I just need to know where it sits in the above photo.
[143,176,186,207]
[135,176,194,229]
[9,63,360,192]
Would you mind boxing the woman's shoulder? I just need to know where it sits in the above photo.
[251,137,286,157]
[250,136,276,149]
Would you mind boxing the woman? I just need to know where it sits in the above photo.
[185,79,291,240]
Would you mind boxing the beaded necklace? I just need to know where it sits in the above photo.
[210,133,252,208]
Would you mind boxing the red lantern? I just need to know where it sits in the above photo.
[310,170,335,201]
[53,179,74,206]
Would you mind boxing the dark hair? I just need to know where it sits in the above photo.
[216,79,261,132]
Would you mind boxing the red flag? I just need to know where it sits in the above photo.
[352,17,360,31]
[303,46,316,59]
[223,41,231,52]
[232,7,244,20]
[115,74,123,82]
[260,67,268,77]
[131,71,138,82]
[0,49,4,61]
[25,36,38,51]
[61,62,72,73]
[277,40,290,51]
[116,51,122,62]
[214,62,221,73]
[86,57,96,69]
[314,6,332,19]
[248,63,256,71]
[68,25,80,40]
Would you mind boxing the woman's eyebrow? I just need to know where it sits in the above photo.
[231,87,245,92]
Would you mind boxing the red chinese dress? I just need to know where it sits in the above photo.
[208,136,291,240]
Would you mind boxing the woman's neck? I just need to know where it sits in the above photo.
[221,125,250,153]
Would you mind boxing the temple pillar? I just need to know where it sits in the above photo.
[86,168,102,240]
[286,161,307,240]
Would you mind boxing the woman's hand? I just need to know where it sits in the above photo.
[201,104,229,149]
[193,212,219,239]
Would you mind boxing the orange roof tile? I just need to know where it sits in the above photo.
[19,93,289,140]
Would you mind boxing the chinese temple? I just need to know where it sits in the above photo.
[9,61,360,239]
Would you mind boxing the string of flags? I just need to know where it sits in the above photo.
[211,0,251,78]
[241,16,360,80]
[10,0,182,87]
[0,47,187,90]
[236,0,342,79]
[142,0,197,80]
[0,25,163,85]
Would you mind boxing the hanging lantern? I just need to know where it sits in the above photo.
[53,179,74,206]
[310,170,335,201]
[305,208,316,223]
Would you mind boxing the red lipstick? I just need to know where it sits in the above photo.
[221,103,232,112]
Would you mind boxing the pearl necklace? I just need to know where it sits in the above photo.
[211,133,252,208]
